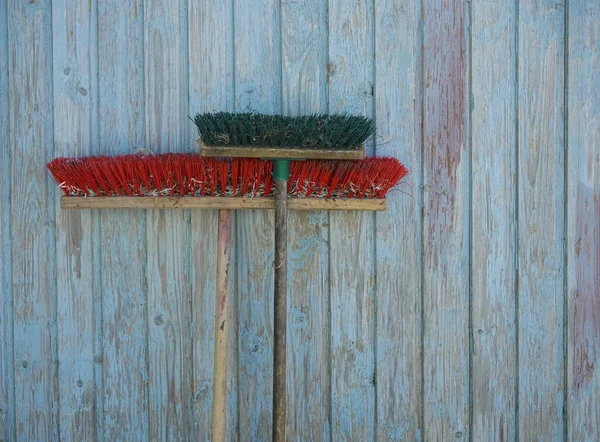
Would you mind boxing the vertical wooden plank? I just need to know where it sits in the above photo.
[188,0,234,438]
[7,0,58,439]
[52,0,98,440]
[0,0,14,440]
[470,0,517,440]
[374,0,422,439]
[422,0,470,439]
[143,0,192,440]
[567,2,600,441]
[233,0,279,439]
[517,1,566,440]
[281,0,330,439]
[328,1,376,440]
[97,1,149,440]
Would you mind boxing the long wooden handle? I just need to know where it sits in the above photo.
[212,209,233,442]
[273,177,288,442]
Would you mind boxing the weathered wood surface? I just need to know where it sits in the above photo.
[200,145,365,160]
[422,0,470,439]
[52,0,98,440]
[567,2,600,441]
[281,0,331,439]
[233,1,279,439]
[518,1,566,440]
[328,0,376,440]
[188,0,230,439]
[98,1,149,440]
[8,1,58,441]
[0,0,13,441]
[2,1,599,440]
[470,1,517,440]
[144,0,193,439]
[374,0,422,440]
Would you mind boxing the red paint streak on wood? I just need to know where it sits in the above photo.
[573,186,600,391]
[423,0,466,265]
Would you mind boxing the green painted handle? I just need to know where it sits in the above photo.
[273,159,290,181]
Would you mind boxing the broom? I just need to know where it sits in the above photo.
[47,114,408,441]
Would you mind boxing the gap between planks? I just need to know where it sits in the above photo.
[60,196,386,211]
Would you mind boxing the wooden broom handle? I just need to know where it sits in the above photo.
[212,209,232,442]
[273,159,289,441]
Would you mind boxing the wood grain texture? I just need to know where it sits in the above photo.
[4,1,600,439]
[98,1,149,440]
[212,209,233,442]
[374,0,422,440]
[328,0,376,439]
[422,0,470,439]
[470,1,517,440]
[517,1,566,440]
[61,197,385,211]
[7,0,58,440]
[281,2,330,437]
[52,0,98,439]
[188,0,234,437]
[233,0,279,439]
[143,0,193,439]
[0,0,14,440]
[200,145,365,159]
[567,2,600,440]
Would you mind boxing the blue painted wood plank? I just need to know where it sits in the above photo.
[188,0,235,438]
[233,1,280,440]
[374,0,422,440]
[52,0,98,440]
[143,0,193,439]
[281,0,331,439]
[567,1,600,440]
[422,0,470,439]
[7,0,58,439]
[97,1,149,440]
[0,0,14,440]
[517,1,566,440]
[328,1,376,440]
[470,1,517,440]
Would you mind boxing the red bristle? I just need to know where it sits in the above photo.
[112,157,133,196]
[208,158,218,196]
[231,159,240,196]
[91,157,118,195]
[184,156,197,195]
[326,163,343,198]
[218,161,229,195]
[164,155,176,196]
[135,157,152,194]
[47,153,408,200]
[263,161,273,196]
[121,156,140,195]
[239,160,251,196]
[256,161,266,197]
[47,158,70,195]
[198,157,209,196]
[172,156,185,196]
[74,159,96,196]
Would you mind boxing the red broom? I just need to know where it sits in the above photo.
[47,153,408,201]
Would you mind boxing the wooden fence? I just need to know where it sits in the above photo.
[0,0,598,440]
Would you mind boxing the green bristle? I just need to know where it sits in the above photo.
[193,112,376,150]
